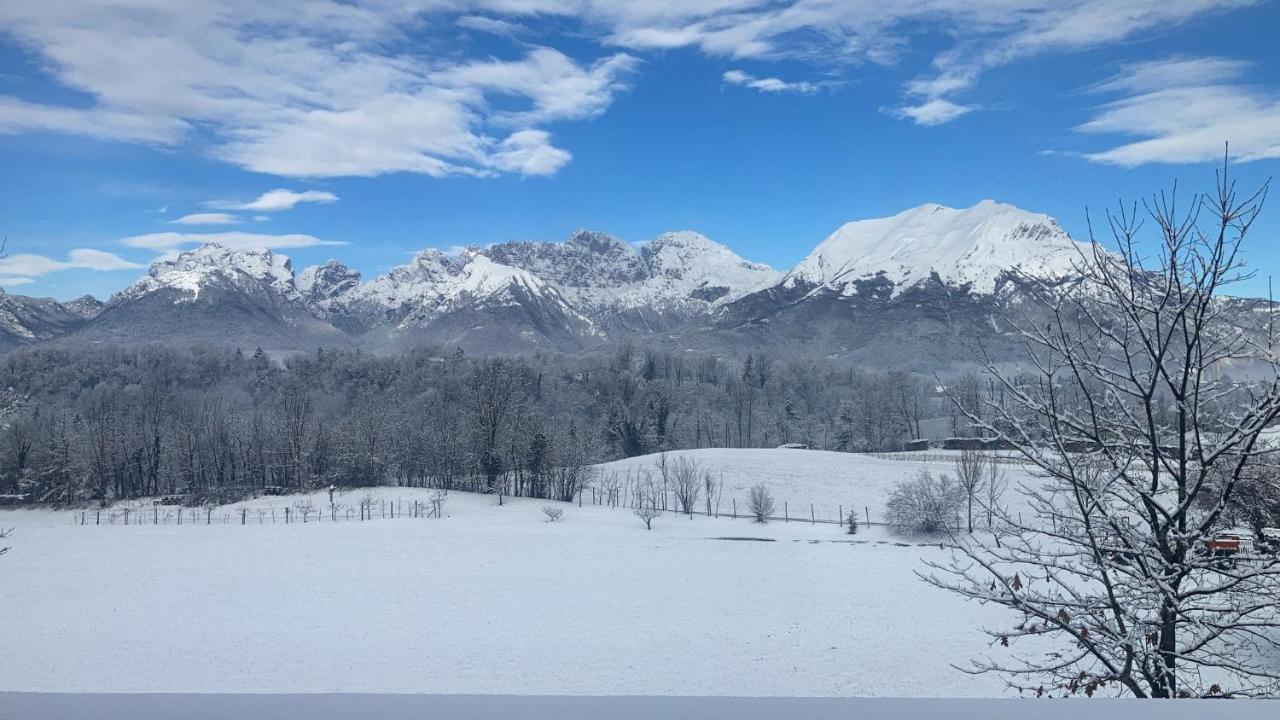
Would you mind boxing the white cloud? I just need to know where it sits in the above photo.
[120,231,345,255]
[0,0,1262,165]
[0,248,144,286]
[65,248,147,271]
[722,69,819,94]
[433,49,640,126]
[210,189,339,212]
[1076,56,1280,166]
[171,212,239,225]
[457,15,524,36]
[585,0,1258,125]
[892,98,976,126]
[0,3,640,178]
[0,97,187,143]
[487,129,573,176]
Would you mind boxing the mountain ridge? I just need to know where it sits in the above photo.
[0,200,1207,366]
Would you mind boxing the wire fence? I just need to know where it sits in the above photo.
[71,489,892,530]
[73,497,445,526]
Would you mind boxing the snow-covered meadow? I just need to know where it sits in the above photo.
[0,450,1045,696]
[595,448,1039,525]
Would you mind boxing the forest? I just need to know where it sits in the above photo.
[0,343,977,505]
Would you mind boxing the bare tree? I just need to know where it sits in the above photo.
[703,470,721,516]
[954,450,988,533]
[653,452,670,511]
[926,164,1280,698]
[633,470,661,530]
[670,456,701,516]
[541,504,564,522]
[598,471,622,507]
[983,462,1008,530]
[747,482,775,523]
[0,527,11,558]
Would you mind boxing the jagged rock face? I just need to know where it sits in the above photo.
[8,200,1265,369]
[297,261,361,304]
[484,231,649,292]
[61,295,104,320]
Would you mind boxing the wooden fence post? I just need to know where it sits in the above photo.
[732,498,736,519]
[784,502,788,523]
[810,503,814,525]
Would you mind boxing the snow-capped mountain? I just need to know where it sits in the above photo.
[477,229,779,312]
[783,200,1087,296]
[115,245,300,304]
[15,199,1254,368]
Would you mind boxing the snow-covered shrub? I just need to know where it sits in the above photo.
[541,505,564,522]
[747,483,775,523]
[884,470,960,535]
[846,509,859,535]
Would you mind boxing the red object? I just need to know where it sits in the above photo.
[1207,538,1240,553]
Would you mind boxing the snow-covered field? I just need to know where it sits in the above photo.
[596,448,1040,525]
[1,450,1042,696]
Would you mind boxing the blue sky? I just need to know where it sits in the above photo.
[2,1,1279,301]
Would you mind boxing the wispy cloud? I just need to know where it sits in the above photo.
[457,15,524,36]
[1075,56,1280,166]
[208,189,339,212]
[891,98,975,126]
[722,69,821,94]
[171,212,239,225]
[0,248,144,287]
[121,231,345,256]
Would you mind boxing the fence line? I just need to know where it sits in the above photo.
[75,497,445,527]
[75,483,899,530]
[858,451,1027,466]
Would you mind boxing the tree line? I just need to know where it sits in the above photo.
[0,343,951,505]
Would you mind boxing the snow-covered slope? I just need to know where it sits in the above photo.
[783,200,1087,295]
[478,229,779,312]
[638,231,780,305]
[341,249,584,330]
[115,244,299,304]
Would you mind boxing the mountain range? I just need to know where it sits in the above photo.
[4,200,1255,369]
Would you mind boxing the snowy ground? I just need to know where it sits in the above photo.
[0,450,1046,696]
[5,694,1279,720]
